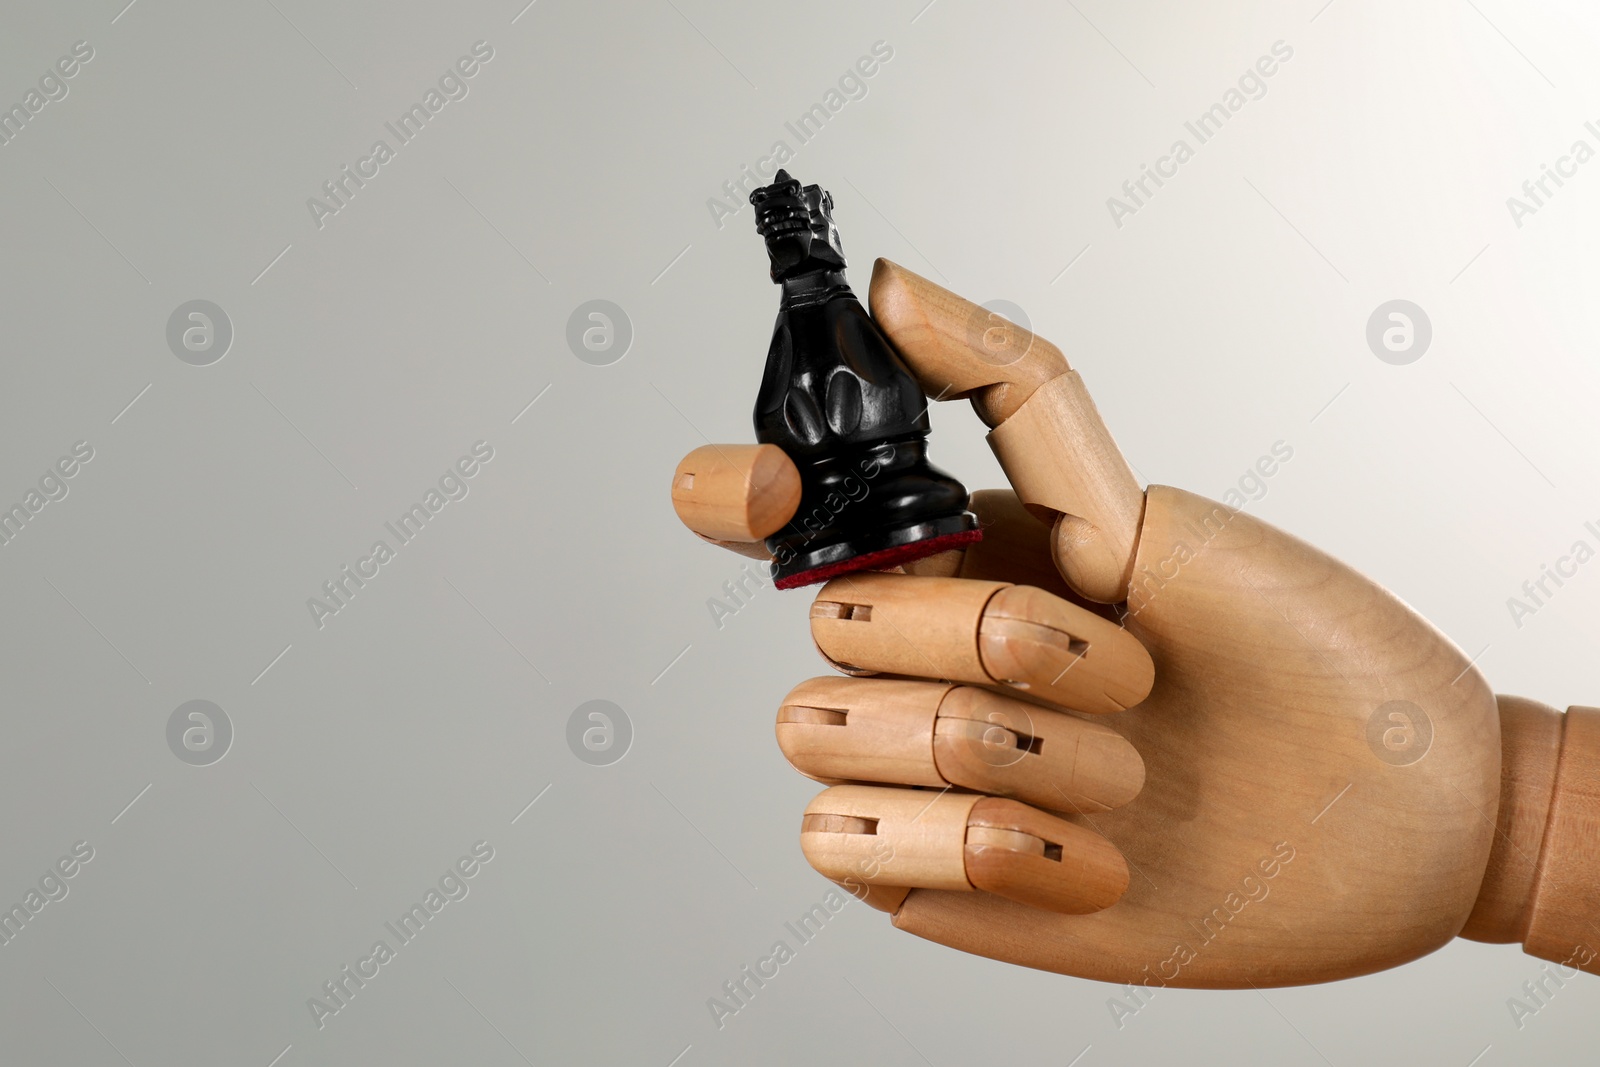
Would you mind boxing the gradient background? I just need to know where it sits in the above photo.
[2,1,1599,1064]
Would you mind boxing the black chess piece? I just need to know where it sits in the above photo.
[749,170,980,589]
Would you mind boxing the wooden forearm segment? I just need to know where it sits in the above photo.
[869,259,1144,603]
[1464,697,1600,974]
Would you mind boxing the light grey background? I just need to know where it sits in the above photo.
[2,0,1598,1064]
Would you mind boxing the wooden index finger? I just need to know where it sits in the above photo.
[809,572,1154,715]
[869,259,1145,604]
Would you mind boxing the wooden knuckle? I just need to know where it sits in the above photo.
[984,371,1145,601]
[931,687,1145,813]
[1051,514,1139,605]
[963,797,1130,915]
[867,259,1068,427]
[977,585,1154,713]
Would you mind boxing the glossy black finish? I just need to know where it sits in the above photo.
[749,170,978,585]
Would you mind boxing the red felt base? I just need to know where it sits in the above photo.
[774,527,983,590]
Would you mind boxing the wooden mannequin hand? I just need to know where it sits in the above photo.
[671,260,1590,988]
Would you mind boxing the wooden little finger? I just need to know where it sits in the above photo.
[800,785,1129,915]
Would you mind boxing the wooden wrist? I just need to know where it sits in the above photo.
[1462,696,1600,975]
